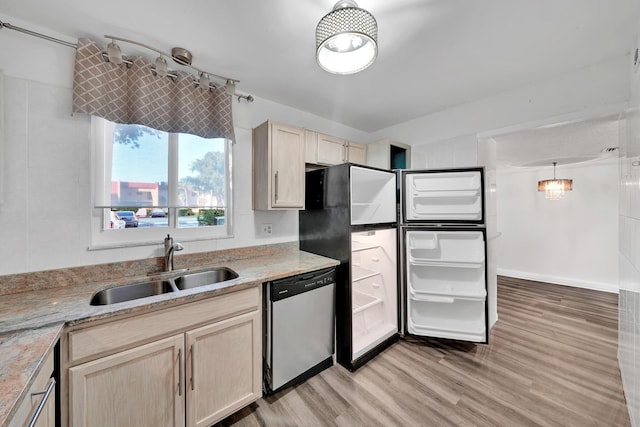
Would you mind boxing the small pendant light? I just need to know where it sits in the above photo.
[538,162,573,200]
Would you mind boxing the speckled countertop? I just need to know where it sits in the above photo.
[0,247,338,427]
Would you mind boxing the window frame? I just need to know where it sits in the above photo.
[89,117,233,249]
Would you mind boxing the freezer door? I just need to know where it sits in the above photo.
[350,166,397,225]
[402,169,484,224]
[404,228,488,342]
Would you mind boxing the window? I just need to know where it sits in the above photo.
[91,117,232,248]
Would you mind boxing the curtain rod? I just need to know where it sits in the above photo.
[0,19,254,102]
[0,20,77,48]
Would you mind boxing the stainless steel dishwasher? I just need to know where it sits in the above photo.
[264,267,336,394]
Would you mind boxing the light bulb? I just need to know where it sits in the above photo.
[106,41,123,65]
[154,56,168,77]
[225,79,236,96]
[199,73,209,91]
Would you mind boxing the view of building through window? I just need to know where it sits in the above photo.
[105,122,229,230]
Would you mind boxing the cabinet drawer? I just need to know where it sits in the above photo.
[68,287,259,364]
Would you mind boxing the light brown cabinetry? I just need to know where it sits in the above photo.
[61,287,262,427]
[304,130,367,166]
[346,141,367,165]
[317,133,346,165]
[69,335,184,427]
[8,349,56,427]
[186,311,261,427]
[253,120,305,210]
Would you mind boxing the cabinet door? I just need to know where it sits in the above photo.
[304,130,318,164]
[347,141,367,165]
[186,310,261,427]
[271,123,305,208]
[317,133,345,165]
[69,335,185,427]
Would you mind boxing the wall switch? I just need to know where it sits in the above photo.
[262,223,273,235]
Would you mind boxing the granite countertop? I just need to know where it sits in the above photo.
[0,249,338,427]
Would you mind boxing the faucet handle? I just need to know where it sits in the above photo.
[174,242,184,251]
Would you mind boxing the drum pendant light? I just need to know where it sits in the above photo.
[316,0,378,75]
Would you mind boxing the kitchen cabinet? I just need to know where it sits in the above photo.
[69,335,184,427]
[316,133,346,165]
[61,287,262,427]
[186,311,260,427]
[8,348,56,427]
[305,131,367,166]
[253,120,305,210]
[346,141,367,165]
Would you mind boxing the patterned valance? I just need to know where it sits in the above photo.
[72,38,235,141]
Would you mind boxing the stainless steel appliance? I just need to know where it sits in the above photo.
[263,267,336,394]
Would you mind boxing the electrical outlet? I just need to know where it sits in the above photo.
[262,223,273,235]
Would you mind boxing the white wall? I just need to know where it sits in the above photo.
[618,18,640,426]
[0,13,369,275]
[497,160,619,292]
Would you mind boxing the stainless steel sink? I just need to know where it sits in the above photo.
[90,280,176,306]
[173,267,239,290]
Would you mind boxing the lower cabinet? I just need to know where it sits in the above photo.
[69,335,185,427]
[186,311,261,427]
[62,287,262,427]
[8,348,56,427]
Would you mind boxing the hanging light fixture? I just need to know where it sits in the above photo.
[154,56,168,77]
[316,0,378,75]
[538,162,573,200]
[106,39,123,65]
[225,79,236,96]
[198,72,210,91]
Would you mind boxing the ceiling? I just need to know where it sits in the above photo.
[0,0,638,133]
[492,113,621,168]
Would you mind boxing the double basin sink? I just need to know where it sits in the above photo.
[90,267,239,306]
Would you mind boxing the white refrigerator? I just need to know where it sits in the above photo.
[299,164,488,371]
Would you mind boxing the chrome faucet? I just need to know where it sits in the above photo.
[164,234,184,272]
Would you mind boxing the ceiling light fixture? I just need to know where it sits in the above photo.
[225,79,236,96]
[154,56,168,77]
[316,0,378,75]
[0,20,254,102]
[538,162,573,200]
[199,72,210,91]
[106,39,123,65]
[103,34,253,102]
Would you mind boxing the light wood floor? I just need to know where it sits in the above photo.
[218,276,630,427]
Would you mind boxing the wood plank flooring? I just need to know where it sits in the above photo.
[217,276,630,427]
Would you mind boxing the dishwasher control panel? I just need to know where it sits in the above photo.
[270,267,336,301]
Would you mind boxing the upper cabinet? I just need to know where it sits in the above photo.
[317,133,346,165]
[253,121,305,210]
[346,141,367,165]
[304,131,367,166]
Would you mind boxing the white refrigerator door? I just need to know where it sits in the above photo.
[405,229,487,342]
[351,228,398,360]
[404,170,483,223]
[350,166,396,225]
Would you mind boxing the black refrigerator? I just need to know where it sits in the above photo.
[300,163,398,370]
[300,163,488,371]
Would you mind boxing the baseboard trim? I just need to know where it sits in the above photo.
[497,269,618,293]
